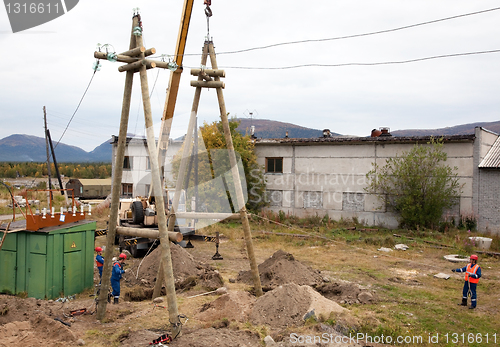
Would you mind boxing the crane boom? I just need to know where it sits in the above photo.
[158,0,195,162]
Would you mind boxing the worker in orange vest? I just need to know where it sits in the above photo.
[452,254,481,309]
[95,247,104,280]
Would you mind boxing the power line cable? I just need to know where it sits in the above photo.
[180,6,500,57]
[207,49,500,70]
[54,70,97,148]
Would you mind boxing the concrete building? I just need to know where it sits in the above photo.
[110,136,182,198]
[254,127,500,233]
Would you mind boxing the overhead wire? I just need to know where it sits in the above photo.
[179,6,500,57]
[54,70,97,148]
[210,49,500,70]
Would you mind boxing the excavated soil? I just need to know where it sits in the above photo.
[237,250,324,290]
[315,282,378,305]
[0,313,77,347]
[196,290,255,323]
[122,243,223,300]
[250,283,345,329]
[119,327,262,347]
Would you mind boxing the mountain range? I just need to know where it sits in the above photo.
[0,119,498,162]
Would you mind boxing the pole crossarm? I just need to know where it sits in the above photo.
[94,49,179,74]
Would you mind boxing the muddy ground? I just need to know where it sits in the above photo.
[1,232,499,346]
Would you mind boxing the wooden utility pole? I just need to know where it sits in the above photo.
[94,13,182,337]
[43,106,53,201]
[157,40,263,297]
[207,41,263,297]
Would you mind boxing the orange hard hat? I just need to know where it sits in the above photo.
[470,254,478,260]
[119,253,127,260]
[95,247,102,252]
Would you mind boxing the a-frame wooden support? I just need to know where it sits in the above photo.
[152,40,263,298]
[95,13,182,337]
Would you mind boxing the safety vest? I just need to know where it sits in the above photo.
[465,263,480,284]
[95,256,103,267]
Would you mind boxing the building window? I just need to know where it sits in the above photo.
[146,156,151,170]
[123,156,132,170]
[303,191,322,209]
[342,192,365,211]
[266,157,283,173]
[122,183,133,197]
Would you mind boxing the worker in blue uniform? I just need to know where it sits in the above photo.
[111,253,127,304]
[452,254,481,309]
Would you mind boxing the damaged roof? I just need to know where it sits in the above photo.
[255,134,475,145]
[479,136,500,169]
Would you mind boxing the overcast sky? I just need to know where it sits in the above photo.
[1,1,499,151]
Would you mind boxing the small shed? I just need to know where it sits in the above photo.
[66,178,111,199]
[0,220,96,299]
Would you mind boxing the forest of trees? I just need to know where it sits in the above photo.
[0,162,112,179]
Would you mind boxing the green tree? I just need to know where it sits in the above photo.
[365,138,462,229]
[172,118,267,212]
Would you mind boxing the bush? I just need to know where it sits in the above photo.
[365,138,462,229]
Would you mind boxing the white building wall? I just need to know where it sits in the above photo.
[255,136,476,229]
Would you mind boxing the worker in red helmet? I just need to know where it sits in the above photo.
[111,253,127,304]
[95,247,104,280]
[452,254,481,309]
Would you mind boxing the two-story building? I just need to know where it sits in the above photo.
[110,135,183,197]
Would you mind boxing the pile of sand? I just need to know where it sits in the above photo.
[123,243,223,294]
[237,250,324,290]
[120,328,262,347]
[196,291,255,323]
[0,314,76,347]
[250,283,345,329]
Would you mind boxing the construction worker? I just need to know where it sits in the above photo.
[452,254,481,309]
[111,253,126,304]
[95,247,104,279]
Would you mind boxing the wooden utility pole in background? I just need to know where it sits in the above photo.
[43,106,52,202]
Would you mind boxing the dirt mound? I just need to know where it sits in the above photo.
[250,283,345,329]
[0,296,60,325]
[315,282,377,305]
[123,244,223,297]
[169,327,262,347]
[120,327,262,347]
[196,291,255,322]
[237,250,323,290]
[0,314,76,347]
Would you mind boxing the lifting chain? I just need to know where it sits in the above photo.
[204,0,212,37]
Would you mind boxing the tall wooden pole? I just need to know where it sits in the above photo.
[135,25,182,338]
[208,41,263,297]
[96,16,137,321]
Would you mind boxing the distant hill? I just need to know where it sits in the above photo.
[1,120,499,162]
[0,134,111,163]
[88,138,113,162]
[235,118,339,139]
[392,121,500,137]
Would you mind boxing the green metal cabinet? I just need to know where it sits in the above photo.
[0,221,96,299]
